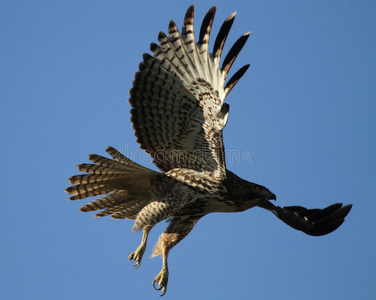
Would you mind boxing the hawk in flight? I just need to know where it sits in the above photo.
[66,5,352,296]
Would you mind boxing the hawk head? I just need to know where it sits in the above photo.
[250,184,277,201]
[225,170,276,211]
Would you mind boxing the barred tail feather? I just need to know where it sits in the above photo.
[65,146,159,219]
[66,185,113,200]
[79,191,129,212]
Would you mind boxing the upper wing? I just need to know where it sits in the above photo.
[129,5,250,179]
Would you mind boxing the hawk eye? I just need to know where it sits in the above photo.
[253,186,261,193]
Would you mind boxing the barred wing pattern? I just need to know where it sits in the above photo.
[66,6,352,296]
[129,6,250,180]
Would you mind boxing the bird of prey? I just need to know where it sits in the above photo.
[66,5,352,296]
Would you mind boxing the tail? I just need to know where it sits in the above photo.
[65,146,159,220]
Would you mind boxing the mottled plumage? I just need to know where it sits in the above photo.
[66,6,352,296]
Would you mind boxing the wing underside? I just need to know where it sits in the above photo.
[129,5,250,178]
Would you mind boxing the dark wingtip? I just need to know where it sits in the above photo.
[105,146,115,152]
[198,6,217,44]
[307,203,353,236]
[226,11,237,22]
[342,204,353,217]
[222,33,251,75]
[168,19,178,35]
[308,219,345,236]
[184,5,194,24]
[205,5,217,17]
[261,202,353,237]
[213,11,237,59]
[224,64,250,97]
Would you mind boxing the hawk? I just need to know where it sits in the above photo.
[66,5,352,296]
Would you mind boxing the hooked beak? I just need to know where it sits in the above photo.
[270,192,277,201]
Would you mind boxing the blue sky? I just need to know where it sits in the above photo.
[1,0,375,299]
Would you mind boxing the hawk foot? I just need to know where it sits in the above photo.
[128,245,146,269]
[152,268,169,296]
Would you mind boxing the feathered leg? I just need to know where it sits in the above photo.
[152,246,170,296]
[151,215,203,296]
[129,225,152,268]
[132,183,194,232]
[129,185,193,270]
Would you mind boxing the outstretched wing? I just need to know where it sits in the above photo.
[129,5,250,179]
[258,201,352,236]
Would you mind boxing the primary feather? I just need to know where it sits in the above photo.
[66,5,352,296]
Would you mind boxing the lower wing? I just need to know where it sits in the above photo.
[258,201,352,236]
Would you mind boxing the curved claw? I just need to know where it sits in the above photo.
[152,269,169,296]
[131,261,141,269]
[128,245,146,269]
[152,279,162,290]
[153,279,167,296]
[128,253,141,269]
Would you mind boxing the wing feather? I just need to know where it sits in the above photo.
[258,201,353,236]
[222,33,250,78]
[129,5,250,182]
